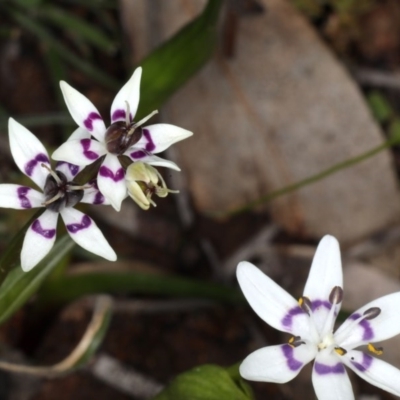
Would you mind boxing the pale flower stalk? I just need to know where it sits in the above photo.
[52,66,192,211]
[0,118,116,271]
[237,235,400,399]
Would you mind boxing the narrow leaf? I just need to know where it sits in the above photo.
[0,235,75,324]
[39,5,116,54]
[39,268,244,307]
[152,364,253,400]
[137,0,223,118]
[9,9,119,89]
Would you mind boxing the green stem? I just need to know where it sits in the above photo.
[220,135,400,217]
[38,271,244,307]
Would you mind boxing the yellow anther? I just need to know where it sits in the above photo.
[334,347,347,356]
[368,343,383,356]
[288,336,295,344]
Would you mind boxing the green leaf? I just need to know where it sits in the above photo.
[367,91,393,123]
[389,118,400,142]
[0,210,43,286]
[0,296,112,375]
[38,268,244,307]
[137,0,223,119]
[39,5,117,54]
[152,364,253,400]
[0,235,74,325]
[8,9,120,89]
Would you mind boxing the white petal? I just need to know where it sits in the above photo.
[97,154,126,211]
[334,292,400,349]
[52,139,106,166]
[55,162,82,182]
[66,127,91,141]
[60,208,116,261]
[303,235,343,334]
[237,262,311,338]
[81,182,110,205]
[21,210,58,272]
[110,67,142,123]
[312,353,354,400]
[342,350,400,396]
[127,153,181,171]
[9,118,51,189]
[0,184,44,209]
[132,124,193,154]
[240,343,316,383]
[59,81,106,142]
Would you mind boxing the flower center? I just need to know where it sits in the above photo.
[105,103,158,155]
[42,164,85,212]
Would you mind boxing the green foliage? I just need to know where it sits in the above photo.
[0,235,74,324]
[137,0,223,119]
[152,364,253,400]
[367,91,393,123]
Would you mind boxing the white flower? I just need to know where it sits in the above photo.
[0,118,117,272]
[52,67,193,211]
[237,235,400,399]
[125,161,178,210]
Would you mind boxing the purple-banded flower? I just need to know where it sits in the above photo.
[237,235,400,399]
[52,67,193,211]
[0,118,117,272]
[125,161,178,210]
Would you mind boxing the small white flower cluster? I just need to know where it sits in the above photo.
[237,235,400,399]
[0,67,192,272]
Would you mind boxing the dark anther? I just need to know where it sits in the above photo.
[329,286,343,305]
[363,307,381,320]
[299,296,312,315]
[44,171,84,212]
[105,121,143,155]
[289,336,305,348]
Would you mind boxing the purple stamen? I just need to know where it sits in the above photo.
[66,215,91,233]
[32,219,56,239]
[83,112,102,132]
[24,153,50,177]
[99,166,124,182]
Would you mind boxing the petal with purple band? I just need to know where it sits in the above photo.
[240,344,316,384]
[59,81,106,142]
[21,210,58,272]
[334,292,400,349]
[52,139,106,166]
[97,154,127,211]
[127,153,181,171]
[0,184,44,209]
[312,353,354,400]
[132,124,193,154]
[303,235,343,335]
[60,208,116,261]
[9,118,51,189]
[237,262,311,339]
[81,183,109,205]
[56,162,81,181]
[343,350,400,396]
[110,67,142,123]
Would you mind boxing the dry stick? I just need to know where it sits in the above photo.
[220,137,400,218]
